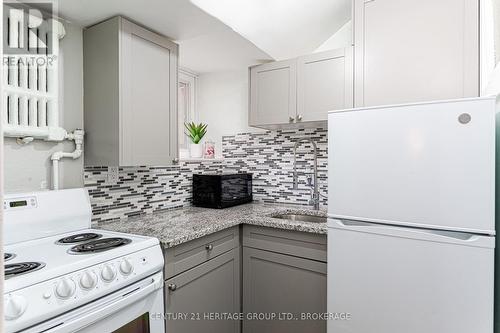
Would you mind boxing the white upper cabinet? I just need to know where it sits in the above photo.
[354,0,479,107]
[84,17,178,166]
[249,59,297,127]
[249,48,353,128]
[297,48,353,122]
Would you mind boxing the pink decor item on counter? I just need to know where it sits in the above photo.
[204,140,215,159]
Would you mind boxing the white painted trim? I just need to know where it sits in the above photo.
[178,68,199,150]
[178,69,198,121]
[179,67,199,78]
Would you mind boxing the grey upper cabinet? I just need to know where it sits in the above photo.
[354,0,479,107]
[297,48,353,122]
[249,59,297,127]
[84,16,178,166]
[249,48,353,129]
[165,248,241,333]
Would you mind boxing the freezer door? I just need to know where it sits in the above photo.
[327,219,494,333]
[328,97,495,234]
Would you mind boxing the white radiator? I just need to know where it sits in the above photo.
[3,6,66,141]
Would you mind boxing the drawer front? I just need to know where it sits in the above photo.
[242,225,327,262]
[165,226,240,279]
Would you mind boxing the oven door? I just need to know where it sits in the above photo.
[23,271,164,333]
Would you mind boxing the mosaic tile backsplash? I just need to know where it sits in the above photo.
[84,127,327,223]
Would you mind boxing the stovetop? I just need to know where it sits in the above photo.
[5,262,45,279]
[68,237,132,254]
[3,189,165,333]
[4,228,159,294]
[56,232,102,245]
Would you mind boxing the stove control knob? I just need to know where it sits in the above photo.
[119,259,134,276]
[5,295,27,320]
[101,264,116,282]
[79,271,98,290]
[55,278,76,299]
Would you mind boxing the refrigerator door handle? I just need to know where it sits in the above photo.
[330,219,494,248]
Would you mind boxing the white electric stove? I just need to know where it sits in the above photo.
[3,188,165,333]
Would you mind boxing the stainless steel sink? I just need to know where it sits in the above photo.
[271,213,327,223]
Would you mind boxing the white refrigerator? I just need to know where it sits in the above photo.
[327,97,496,333]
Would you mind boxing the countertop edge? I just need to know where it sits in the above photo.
[96,203,328,249]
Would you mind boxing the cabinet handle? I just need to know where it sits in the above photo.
[296,115,303,121]
[364,0,376,3]
[205,244,213,251]
[289,116,295,123]
[168,283,177,291]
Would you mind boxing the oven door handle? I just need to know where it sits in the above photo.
[36,272,163,333]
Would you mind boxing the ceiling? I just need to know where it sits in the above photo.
[57,0,272,73]
[191,0,351,60]
[57,0,350,73]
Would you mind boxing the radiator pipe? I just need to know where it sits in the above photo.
[50,129,84,190]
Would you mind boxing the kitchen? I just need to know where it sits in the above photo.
[1,0,499,333]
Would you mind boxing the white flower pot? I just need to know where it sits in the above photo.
[190,143,203,158]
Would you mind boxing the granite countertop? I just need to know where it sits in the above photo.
[96,203,327,249]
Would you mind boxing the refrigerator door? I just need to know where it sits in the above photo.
[327,219,494,333]
[328,97,495,234]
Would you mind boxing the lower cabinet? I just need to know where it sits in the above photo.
[163,225,327,333]
[242,247,327,333]
[164,248,241,333]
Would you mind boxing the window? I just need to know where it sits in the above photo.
[178,68,198,153]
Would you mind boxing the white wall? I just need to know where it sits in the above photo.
[4,22,84,193]
[315,20,352,52]
[194,23,353,155]
[197,69,262,156]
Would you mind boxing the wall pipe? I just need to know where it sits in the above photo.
[50,129,84,190]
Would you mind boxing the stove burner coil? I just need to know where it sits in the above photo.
[68,237,132,254]
[56,233,102,245]
[4,253,15,261]
[5,262,45,278]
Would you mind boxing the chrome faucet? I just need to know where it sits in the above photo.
[292,138,320,210]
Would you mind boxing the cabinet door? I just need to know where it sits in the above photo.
[297,48,353,122]
[243,247,327,333]
[165,248,240,333]
[354,0,479,107]
[83,17,121,166]
[120,19,178,165]
[249,59,297,126]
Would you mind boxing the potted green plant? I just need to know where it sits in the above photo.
[184,122,207,158]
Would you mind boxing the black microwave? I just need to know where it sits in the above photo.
[192,173,253,209]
